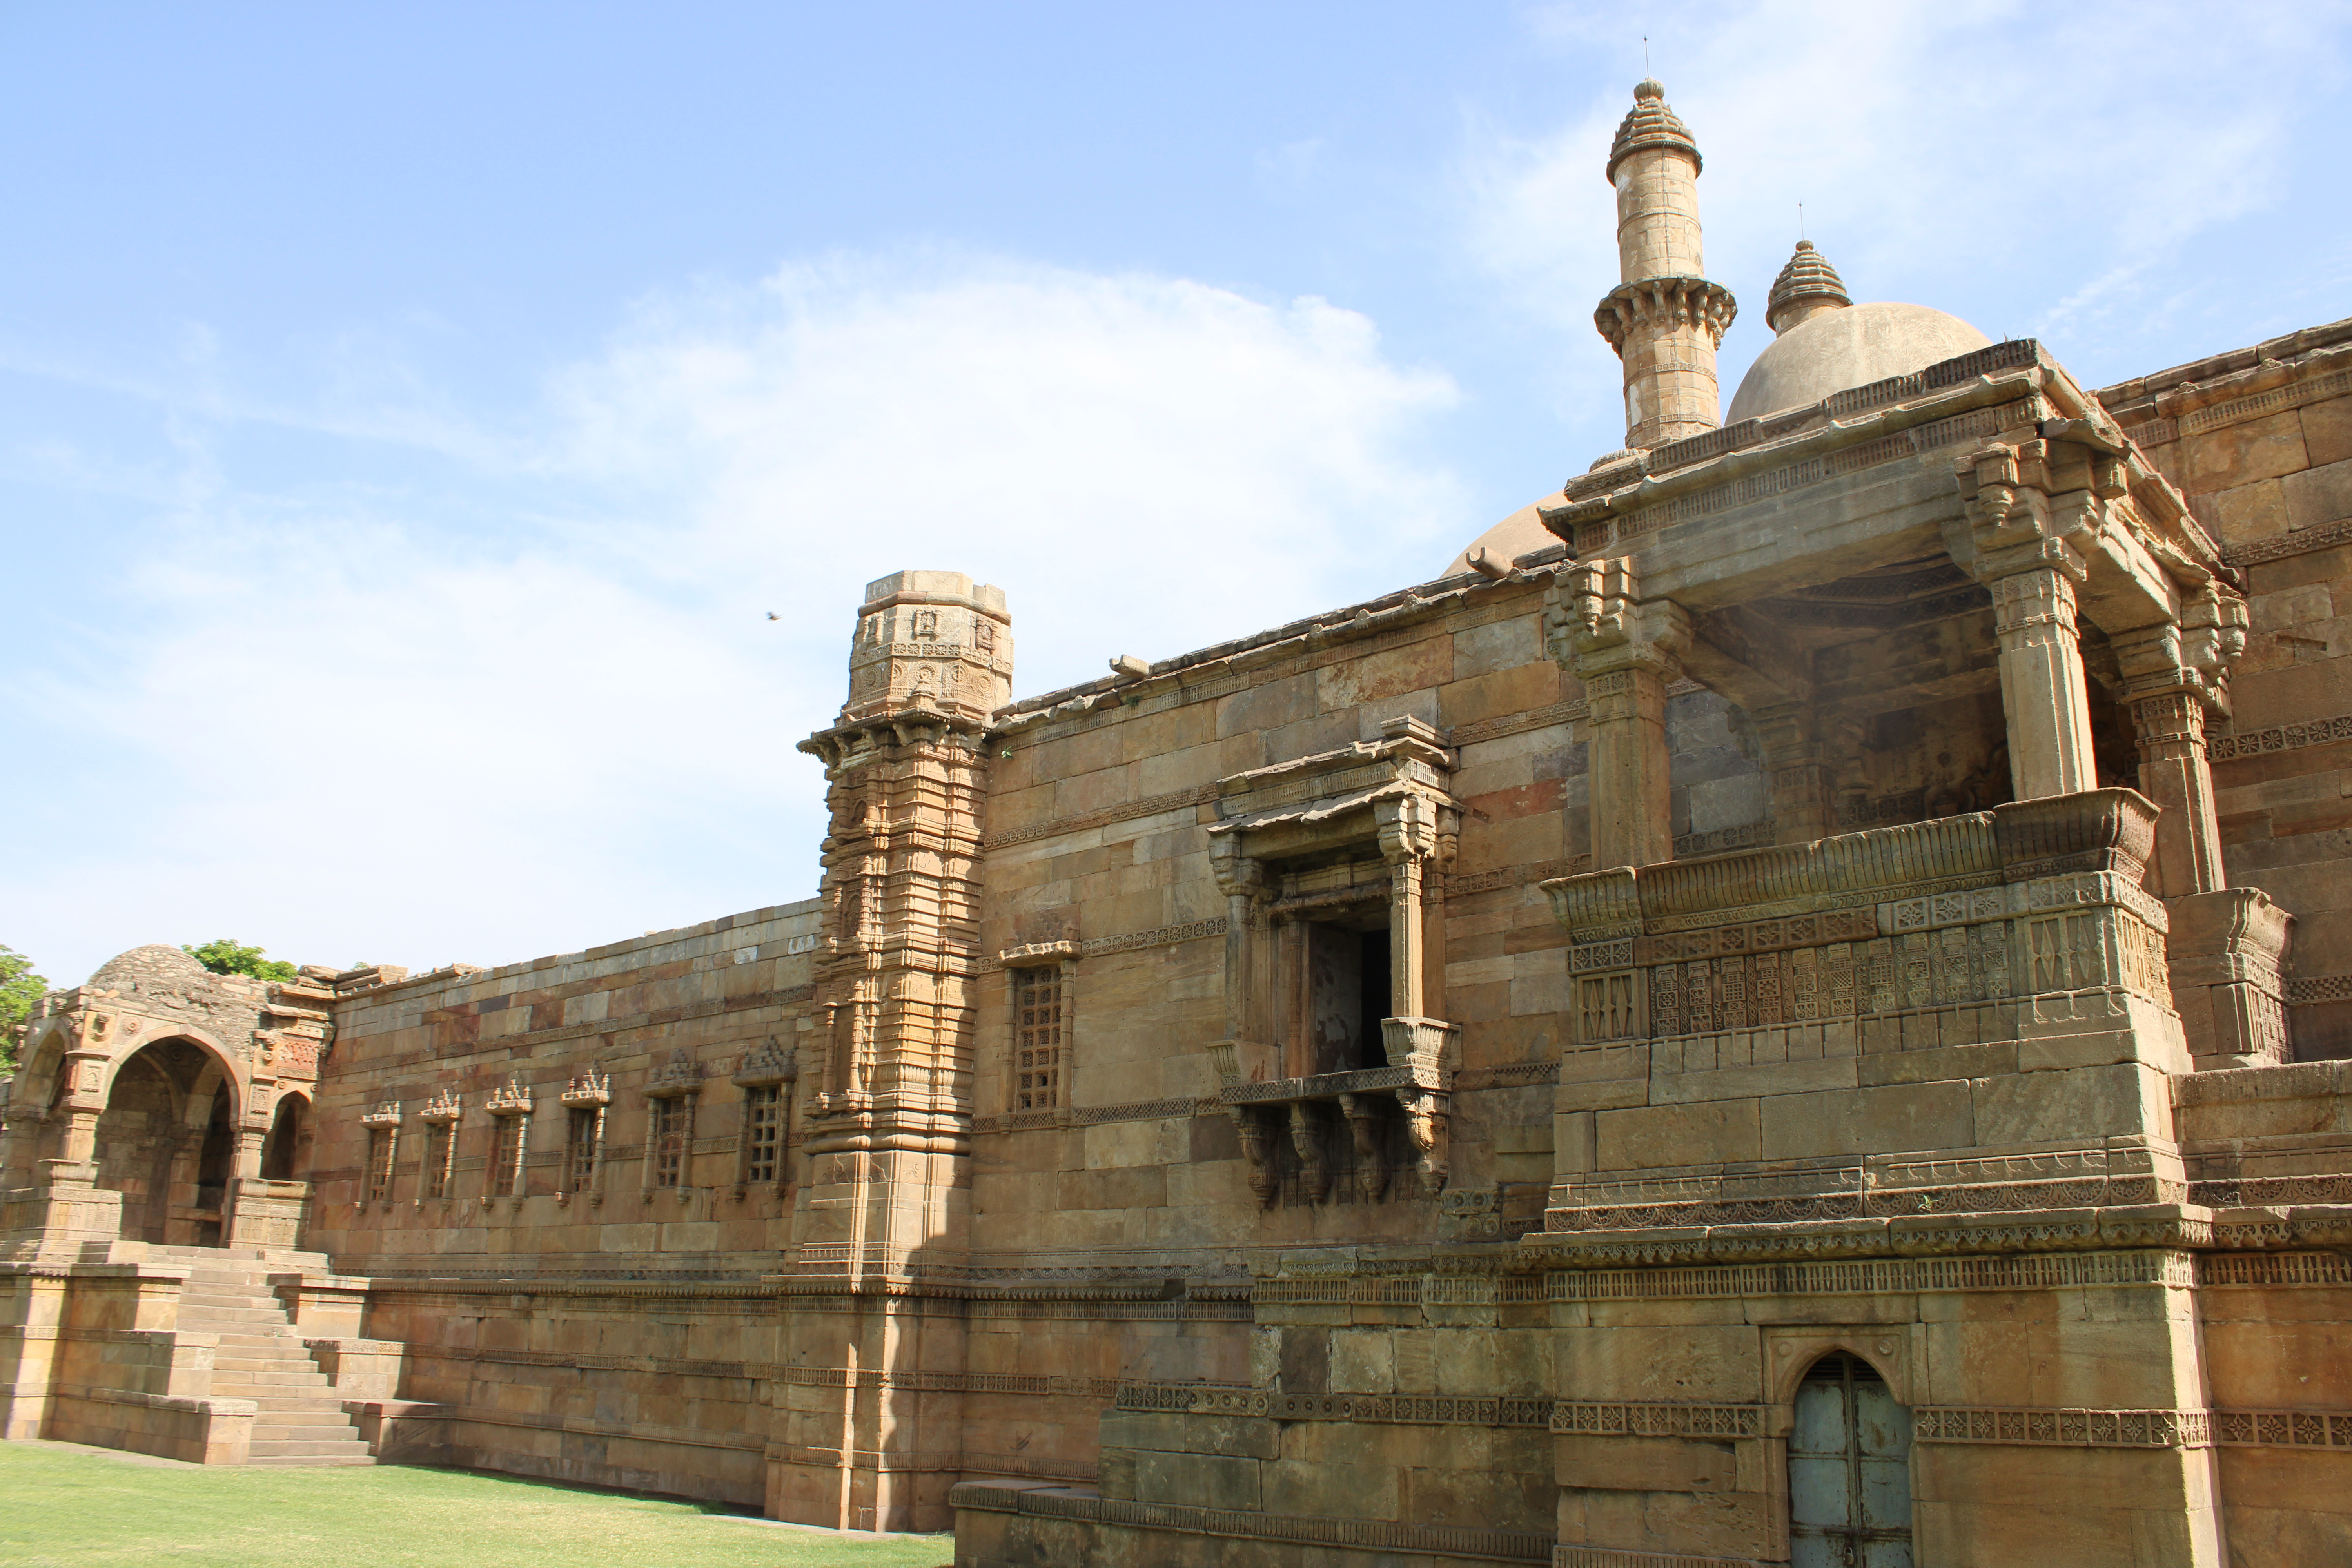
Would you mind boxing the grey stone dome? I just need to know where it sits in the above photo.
[1726,301,1992,423]
[87,944,211,991]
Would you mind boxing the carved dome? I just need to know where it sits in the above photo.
[86,944,212,992]
[1725,299,1992,424]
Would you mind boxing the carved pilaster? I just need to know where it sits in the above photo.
[1552,556,1690,869]
[1211,838,1269,1056]
[1753,701,1832,845]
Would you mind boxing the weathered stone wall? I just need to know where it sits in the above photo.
[2097,320,2352,1056]
[310,898,822,1272]
[299,901,819,1498]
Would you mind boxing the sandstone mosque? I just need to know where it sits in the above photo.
[6,78,2350,1567]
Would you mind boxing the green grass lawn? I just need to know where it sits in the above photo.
[0,1442,951,1567]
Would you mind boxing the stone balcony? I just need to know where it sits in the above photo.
[1532,788,2235,1248]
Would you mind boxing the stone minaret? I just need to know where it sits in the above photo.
[1593,79,1737,449]
[782,569,1009,1530]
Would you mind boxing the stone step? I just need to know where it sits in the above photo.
[178,1316,292,1332]
[253,1419,364,1440]
[247,1443,373,1462]
[178,1316,299,1335]
[221,1396,347,1417]
[243,1454,375,1468]
[213,1370,334,1389]
[195,1339,306,1356]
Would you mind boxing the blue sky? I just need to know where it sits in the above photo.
[5,1,2349,983]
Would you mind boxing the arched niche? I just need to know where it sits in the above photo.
[260,1090,314,1182]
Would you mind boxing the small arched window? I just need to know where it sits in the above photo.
[1789,1351,1913,1566]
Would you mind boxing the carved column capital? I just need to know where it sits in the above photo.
[1208,838,1267,901]
[1372,793,1442,867]
[1550,558,1690,670]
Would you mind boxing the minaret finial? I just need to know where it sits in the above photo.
[1592,80,1737,450]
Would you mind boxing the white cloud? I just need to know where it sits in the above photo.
[5,256,1465,982]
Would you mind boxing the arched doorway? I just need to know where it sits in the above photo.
[91,1039,238,1247]
[260,1093,311,1181]
[1789,1351,1914,1566]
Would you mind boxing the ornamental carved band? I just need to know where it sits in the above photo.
[1592,276,1737,355]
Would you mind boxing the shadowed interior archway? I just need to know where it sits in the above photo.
[92,1038,240,1247]
[260,1091,312,1182]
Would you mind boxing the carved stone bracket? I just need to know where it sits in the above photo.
[417,1092,462,1126]
[1217,1045,1457,1205]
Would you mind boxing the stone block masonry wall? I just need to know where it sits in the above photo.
[310,897,823,1275]
[297,901,821,1498]
[358,1278,779,1505]
[2098,319,2352,1057]
[971,572,1593,1265]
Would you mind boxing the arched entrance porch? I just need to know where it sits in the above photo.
[90,1038,240,1247]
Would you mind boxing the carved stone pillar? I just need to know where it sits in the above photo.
[1211,838,1268,1076]
[1552,557,1690,870]
[2113,592,2247,899]
[1753,701,1832,845]
[2112,589,2274,1062]
[2130,689,2227,897]
[1372,792,1455,1083]
[1956,441,2107,804]
[1987,566,2100,800]
[48,1105,102,1177]
[1374,793,1440,1021]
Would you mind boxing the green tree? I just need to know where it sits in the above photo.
[183,938,298,984]
[1,945,49,1073]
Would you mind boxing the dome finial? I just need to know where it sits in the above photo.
[1635,77,1664,101]
[1766,238,1852,336]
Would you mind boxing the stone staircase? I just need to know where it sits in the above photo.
[157,1246,375,1466]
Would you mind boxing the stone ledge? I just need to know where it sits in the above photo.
[948,1483,1556,1564]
